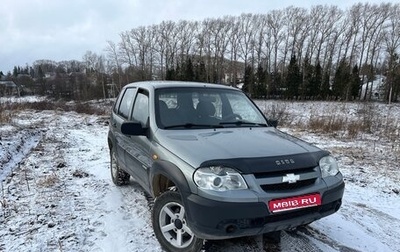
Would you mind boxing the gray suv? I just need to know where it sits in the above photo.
[107,81,344,252]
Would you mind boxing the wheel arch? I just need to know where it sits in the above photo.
[150,160,192,198]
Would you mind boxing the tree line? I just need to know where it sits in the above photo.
[1,2,400,102]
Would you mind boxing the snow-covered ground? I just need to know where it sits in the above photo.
[0,97,399,251]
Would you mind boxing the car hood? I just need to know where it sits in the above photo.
[154,127,328,174]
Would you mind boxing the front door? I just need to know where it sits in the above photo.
[123,88,152,189]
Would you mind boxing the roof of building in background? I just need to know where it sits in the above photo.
[0,81,17,88]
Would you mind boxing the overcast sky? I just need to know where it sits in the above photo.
[0,0,387,73]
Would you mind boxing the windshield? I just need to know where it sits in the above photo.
[155,87,268,129]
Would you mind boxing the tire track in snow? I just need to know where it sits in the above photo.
[293,226,360,252]
[340,201,400,251]
[0,128,42,181]
[63,118,162,251]
[205,230,327,252]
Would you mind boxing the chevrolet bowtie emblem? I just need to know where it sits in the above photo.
[282,173,300,184]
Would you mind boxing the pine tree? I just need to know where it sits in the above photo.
[333,59,351,100]
[286,54,301,99]
[255,64,267,98]
[243,65,254,95]
[302,58,314,99]
[350,65,361,100]
[38,66,46,95]
[312,62,322,99]
[321,71,330,100]
[166,68,176,80]
[183,58,194,81]
[13,66,18,77]
[194,60,207,82]
[268,72,281,98]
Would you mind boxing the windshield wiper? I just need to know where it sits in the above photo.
[164,123,224,129]
[219,121,268,127]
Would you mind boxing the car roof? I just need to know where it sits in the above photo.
[123,80,240,91]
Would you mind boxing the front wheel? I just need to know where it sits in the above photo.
[152,191,203,252]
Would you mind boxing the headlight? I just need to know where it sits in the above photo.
[193,166,248,191]
[319,155,339,177]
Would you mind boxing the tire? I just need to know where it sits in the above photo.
[152,191,203,252]
[110,147,130,186]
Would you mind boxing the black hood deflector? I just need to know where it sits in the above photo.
[200,150,329,174]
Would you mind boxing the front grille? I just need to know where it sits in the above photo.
[254,167,314,179]
[254,166,319,193]
[261,178,316,192]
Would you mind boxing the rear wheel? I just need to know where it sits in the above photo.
[152,191,203,252]
[110,147,130,186]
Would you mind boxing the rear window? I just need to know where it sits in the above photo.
[116,88,136,119]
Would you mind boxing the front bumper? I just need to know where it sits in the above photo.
[184,180,345,240]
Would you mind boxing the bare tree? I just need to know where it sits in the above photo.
[159,21,179,75]
[238,14,257,93]
[129,26,155,80]
[238,14,255,67]
[153,24,167,79]
[357,3,388,100]
[225,16,243,86]
[82,51,106,99]
[105,40,123,89]
[384,3,400,103]
[206,17,231,83]
[283,7,308,64]
[266,10,285,74]
[176,20,198,64]
[366,4,391,100]
[253,14,268,68]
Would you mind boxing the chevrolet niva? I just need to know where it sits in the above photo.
[107,81,344,252]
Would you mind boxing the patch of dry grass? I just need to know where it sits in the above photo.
[37,173,59,188]
[0,109,12,124]
[262,101,399,141]
[0,99,108,124]
[262,102,292,126]
[308,115,346,133]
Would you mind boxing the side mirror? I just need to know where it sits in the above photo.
[121,121,147,136]
[268,119,278,128]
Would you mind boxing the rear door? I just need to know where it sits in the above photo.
[110,87,137,168]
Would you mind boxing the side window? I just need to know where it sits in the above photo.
[113,92,123,114]
[132,90,149,126]
[118,88,136,119]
